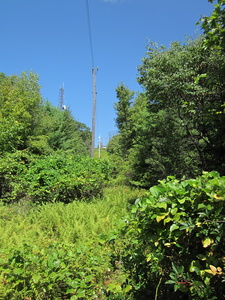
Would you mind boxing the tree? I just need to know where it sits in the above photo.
[136,38,225,180]
[200,0,225,51]
[29,101,91,155]
[0,72,91,156]
[114,84,135,156]
[0,72,42,154]
[110,38,225,187]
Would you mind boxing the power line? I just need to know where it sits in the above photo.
[86,0,95,67]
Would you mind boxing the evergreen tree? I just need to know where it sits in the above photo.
[114,84,135,157]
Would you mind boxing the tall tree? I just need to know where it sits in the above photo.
[137,38,225,179]
[114,84,134,156]
[111,38,225,187]
[29,101,91,155]
[0,72,42,154]
[0,72,91,156]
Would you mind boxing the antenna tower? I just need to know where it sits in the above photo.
[59,83,65,110]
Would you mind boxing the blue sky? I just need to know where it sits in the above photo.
[1,0,214,146]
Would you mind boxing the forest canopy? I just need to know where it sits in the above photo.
[110,35,225,187]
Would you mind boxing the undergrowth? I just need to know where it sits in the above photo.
[0,186,143,250]
[2,172,224,299]
[0,185,143,299]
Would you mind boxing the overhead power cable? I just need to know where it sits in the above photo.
[86,0,95,67]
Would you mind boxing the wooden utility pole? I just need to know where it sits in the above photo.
[91,67,98,158]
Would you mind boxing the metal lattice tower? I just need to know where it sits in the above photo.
[58,83,65,110]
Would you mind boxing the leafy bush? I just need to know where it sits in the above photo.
[0,151,112,203]
[0,151,32,201]
[0,235,135,299]
[115,171,225,299]
[0,241,118,300]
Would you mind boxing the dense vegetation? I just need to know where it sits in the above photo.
[1,0,225,299]
[0,72,91,156]
[109,37,225,187]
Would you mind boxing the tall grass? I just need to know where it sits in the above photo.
[0,186,144,251]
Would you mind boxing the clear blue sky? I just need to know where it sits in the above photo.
[1,0,214,146]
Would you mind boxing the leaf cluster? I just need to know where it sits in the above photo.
[199,0,225,51]
[0,241,114,299]
[0,151,112,204]
[116,171,225,299]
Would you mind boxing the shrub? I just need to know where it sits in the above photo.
[0,240,133,300]
[0,151,32,202]
[0,242,108,299]
[115,171,225,299]
[0,151,112,203]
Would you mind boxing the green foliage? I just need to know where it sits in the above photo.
[111,38,225,187]
[1,171,224,299]
[114,84,135,157]
[0,150,32,201]
[0,242,112,299]
[0,185,144,250]
[28,101,91,156]
[107,135,132,185]
[94,147,109,159]
[2,7,225,299]
[116,171,225,299]
[138,38,225,175]
[0,72,42,154]
[114,84,134,133]
[0,72,91,157]
[0,186,143,299]
[0,241,134,300]
[0,151,111,204]
[199,0,225,51]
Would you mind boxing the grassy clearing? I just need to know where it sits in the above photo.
[0,186,144,251]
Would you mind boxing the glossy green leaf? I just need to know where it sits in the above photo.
[170,224,179,232]
[170,207,178,215]
[156,201,167,210]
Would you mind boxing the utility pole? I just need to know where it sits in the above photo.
[91,67,98,158]
[98,136,109,159]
